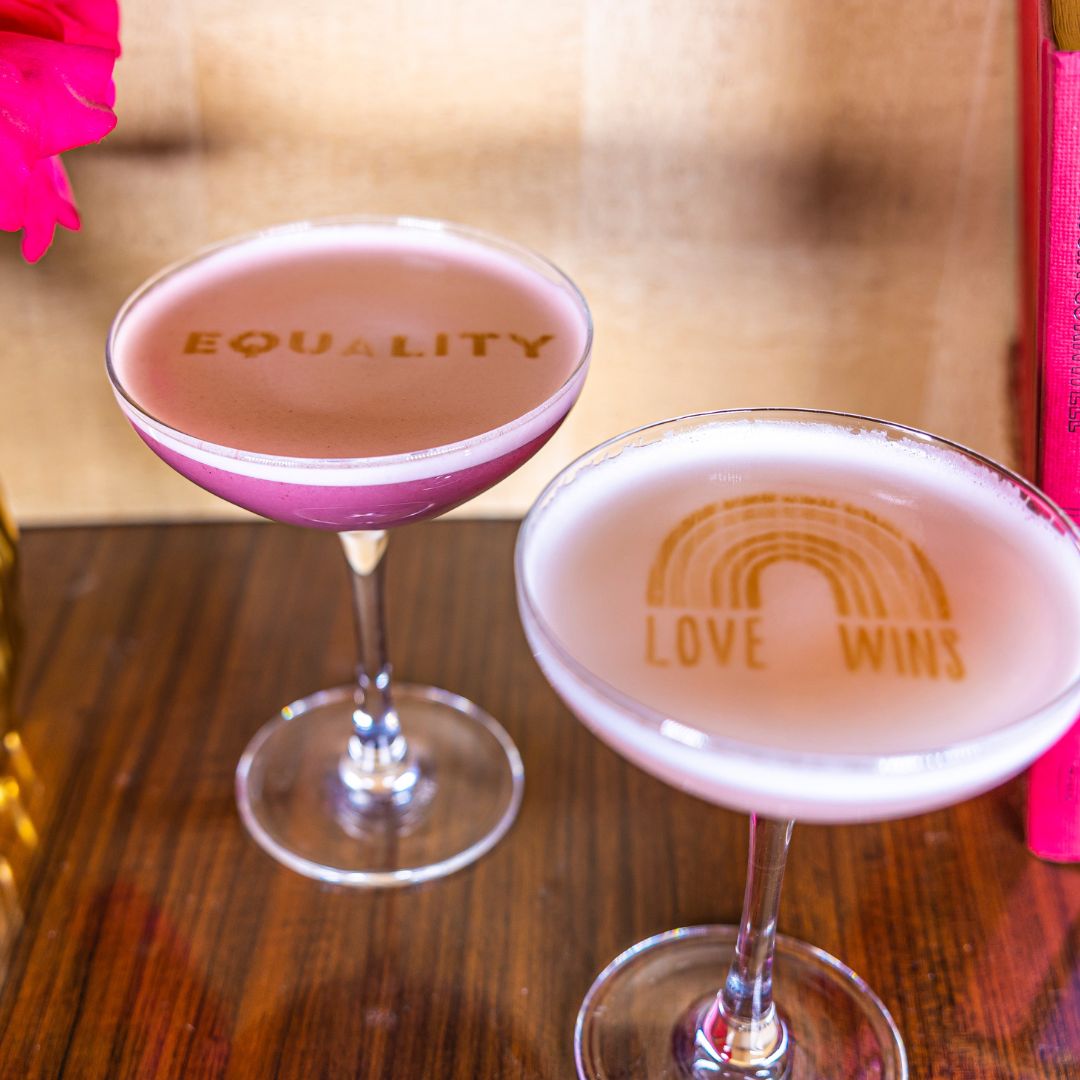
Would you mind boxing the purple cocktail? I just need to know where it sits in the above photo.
[107,217,592,886]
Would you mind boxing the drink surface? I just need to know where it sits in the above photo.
[523,420,1080,757]
[110,224,588,460]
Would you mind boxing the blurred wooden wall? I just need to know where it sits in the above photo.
[0,0,1016,524]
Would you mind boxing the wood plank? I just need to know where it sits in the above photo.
[0,521,1074,1076]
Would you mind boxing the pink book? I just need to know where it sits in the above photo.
[1017,0,1043,478]
[1023,0,1080,861]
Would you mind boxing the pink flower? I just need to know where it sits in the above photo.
[0,0,119,262]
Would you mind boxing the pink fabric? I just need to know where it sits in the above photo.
[0,0,119,261]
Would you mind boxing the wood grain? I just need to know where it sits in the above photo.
[0,0,1017,525]
[0,520,1076,1077]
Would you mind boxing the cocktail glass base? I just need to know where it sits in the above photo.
[235,683,523,887]
[575,925,907,1079]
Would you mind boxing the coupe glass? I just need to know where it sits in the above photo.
[516,409,1080,1078]
[106,217,592,887]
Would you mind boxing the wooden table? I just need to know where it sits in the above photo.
[0,521,1077,1078]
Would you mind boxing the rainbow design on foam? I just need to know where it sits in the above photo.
[646,494,950,621]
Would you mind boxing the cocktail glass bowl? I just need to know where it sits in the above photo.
[107,216,592,886]
[516,409,1080,1077]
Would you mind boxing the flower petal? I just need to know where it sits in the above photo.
[0,32,117,158]
[0,3,64,40]
[0,2,118,261]
[19,154,79,262]
[53,0,120,55]
[0,1,120,53]
[0,124,29,230]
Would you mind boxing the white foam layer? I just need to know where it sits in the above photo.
[114,362,587,487]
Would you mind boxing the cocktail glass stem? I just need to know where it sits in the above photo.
[337,529,420,803]
[696,815,795,1077]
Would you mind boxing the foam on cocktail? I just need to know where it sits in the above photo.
[108,222,590,528]
[519,418,1080,821]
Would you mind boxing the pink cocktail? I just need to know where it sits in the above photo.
[108,217,592,886]
[111,219,589,529]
